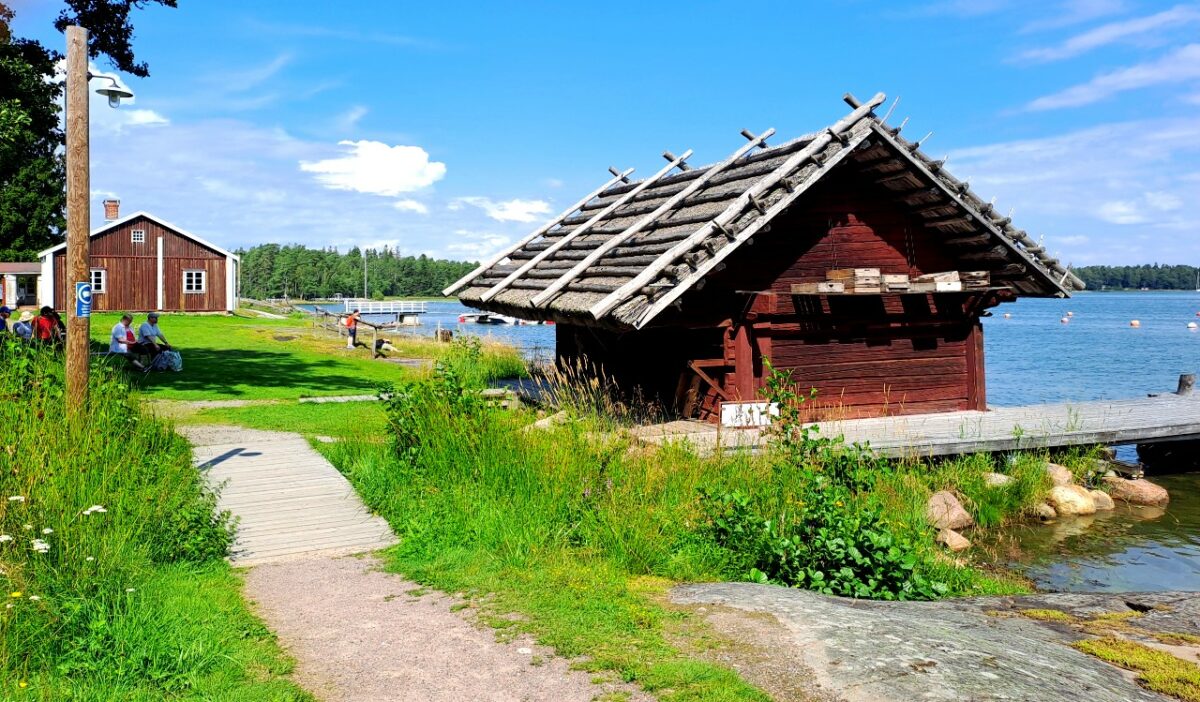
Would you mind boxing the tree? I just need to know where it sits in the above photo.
[0,0,176,260]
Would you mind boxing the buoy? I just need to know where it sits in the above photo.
[1060,317,1069,324]
[1189,322,1198,330]
[458,315,466,323]
[1067,311,1074,317]
[1130,320,1141,328]
[1003,313,1012,319]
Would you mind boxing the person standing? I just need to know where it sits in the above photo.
[138,312,170,356]
[345,309,361,349]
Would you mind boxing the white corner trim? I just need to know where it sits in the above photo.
[156,235,164,311]
[225,255,236,312]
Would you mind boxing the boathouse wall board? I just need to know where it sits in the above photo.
[43,214,234,313]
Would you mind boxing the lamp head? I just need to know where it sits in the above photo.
[89,73,134,108]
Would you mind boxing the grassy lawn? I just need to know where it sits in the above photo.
[187,400,389,440]
[89,312,522,402]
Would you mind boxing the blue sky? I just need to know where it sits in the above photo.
[9,0,1200,265]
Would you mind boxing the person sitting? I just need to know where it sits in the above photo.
[109,314,146,370]
[138,312,170,356]
[373,337,399,359]
[31,307,57,344]
[0,306,10,333]
[12,311,33,340]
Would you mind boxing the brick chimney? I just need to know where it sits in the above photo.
[103,198,120,222]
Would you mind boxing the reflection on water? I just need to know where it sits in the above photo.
[997,473,1200,593]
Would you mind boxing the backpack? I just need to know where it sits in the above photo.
[152,350,183,372]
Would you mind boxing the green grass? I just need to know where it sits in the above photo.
[1075,637,1200,701]
[86,312,524,401]
[0,339,309,700]
[188,400,389,440]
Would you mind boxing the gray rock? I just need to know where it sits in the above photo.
[983,472,1013,488]
[1045,462,1074,487]
[936,528,970,552]
[1089,489,1116,511]
[671,582,1173,702]
[1047,485,1096,516]
[1102,476,1170,507]
[1033,502,1057,520]
[926,491,974,530]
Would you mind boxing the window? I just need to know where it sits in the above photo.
[131,229,145,244]
[90,268,106,293]
[183,269,206,294]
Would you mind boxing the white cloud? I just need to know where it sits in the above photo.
[445,229,512,259]
[1097,200,1146,224]
[299,140,447,196]
[949,117,1200,263]
[336,105,369,131]
[450,197,552,223]
[393,199,429,214]
[1017,5,1200,62]
[1026,43,1200,109]
[543,177,564,189]
[1021,0,1130,32]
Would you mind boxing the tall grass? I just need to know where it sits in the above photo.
[0,339,307,700]
[322,347,1054,698]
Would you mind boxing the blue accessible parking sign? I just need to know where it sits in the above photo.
[75,282,92,318]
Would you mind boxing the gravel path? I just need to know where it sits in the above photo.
[244,555,646,702]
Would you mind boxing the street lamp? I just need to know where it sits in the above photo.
[64,26,134,415]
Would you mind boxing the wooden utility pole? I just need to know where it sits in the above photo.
[65,26,91,414]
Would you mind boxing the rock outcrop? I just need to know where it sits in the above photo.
[1033,502,1057,521]
[1047,485,1097,516]
[926,491,974,530]
[1102,476,1169,507]
[984,472,1013,488]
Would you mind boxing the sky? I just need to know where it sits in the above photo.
[8,0,1200,266]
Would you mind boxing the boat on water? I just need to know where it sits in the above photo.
[458,313,553,326]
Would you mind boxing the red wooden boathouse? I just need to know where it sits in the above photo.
[38,201,239,313]
[448,93,1083,421]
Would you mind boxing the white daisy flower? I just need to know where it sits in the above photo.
[28,596,39,601]
[30,539,49,554]
[7,496,24,502]
[85,556,94,562]
[125,588,136,593]
[0,535,12,543]
[41,528,52,535]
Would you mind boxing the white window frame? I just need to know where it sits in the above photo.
[131,229,145,244]
[90,268,106,293]
[183,269,206,294]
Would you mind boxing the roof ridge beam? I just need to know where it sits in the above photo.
[529,128,775,308]
[442,167,634,296]
[588,92,886,323]
[476,152,691,303]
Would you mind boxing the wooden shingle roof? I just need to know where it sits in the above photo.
[448,93,1083,329]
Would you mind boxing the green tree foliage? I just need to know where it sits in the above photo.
[237,243,477,300]
[0,0,175,261]
[1074,264,1200,290]
[0,37,64,261]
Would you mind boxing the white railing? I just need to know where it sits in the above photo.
[342,299,427,314]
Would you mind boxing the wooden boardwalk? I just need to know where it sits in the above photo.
[635,391,1200,459]
[182,426,396,565]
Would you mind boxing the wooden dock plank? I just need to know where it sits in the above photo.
[180,426,397,565]
[634,392,1200,458]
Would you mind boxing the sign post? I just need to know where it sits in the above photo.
[65,26,91,415]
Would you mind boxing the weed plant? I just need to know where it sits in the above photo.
[0,338,307,700]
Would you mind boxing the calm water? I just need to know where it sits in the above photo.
[313,292,1200,593]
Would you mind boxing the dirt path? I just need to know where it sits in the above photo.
[243,555,646,702]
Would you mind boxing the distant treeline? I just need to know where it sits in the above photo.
[236,244,477,299]
[1073,264,1200,291]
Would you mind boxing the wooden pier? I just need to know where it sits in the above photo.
[634,374,1200,460]
[341,299,427,315]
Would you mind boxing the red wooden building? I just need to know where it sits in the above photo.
[38,202,239,313]
[448,93,1083,421]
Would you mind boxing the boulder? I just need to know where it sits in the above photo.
[1102,476,1169,507]
[1033,502,1057,521]
[1089,490,1116,511]
[1045,463,1074,487]
[1047,485,1096,517]
[936,528,971,552]
[926,491,974,530]
[984,472,1014,488]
